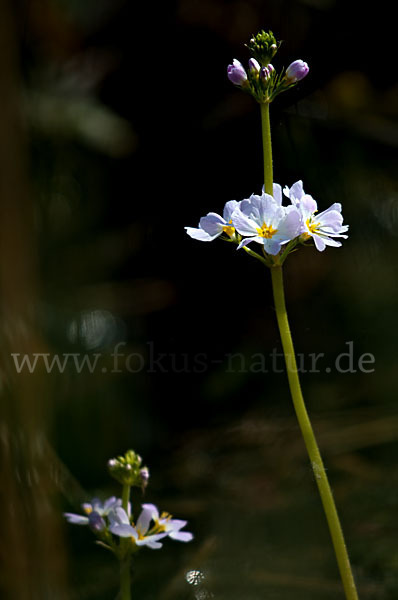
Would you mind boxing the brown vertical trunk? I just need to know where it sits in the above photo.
[0,1,67,597]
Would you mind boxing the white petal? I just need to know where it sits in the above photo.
[169,531,194,542]
[109,523,135,537]
[285,180,305,204]
[299,194,317,215]
[276,209,302,242]
[223,200,240,221]
[141,503,159,520]
[236,237,255,250]
[64,513,89,525]
[273,183,282,205]
[232,209,259,237]
[185,227,220,242]
[263,238,283,255]
[313,234,326,251]
[164,519,187,532]
[136,505,155,535]
[143,540,163,549]
[199,213,225,236]
[112,507,130,525]
[322,237,342,247]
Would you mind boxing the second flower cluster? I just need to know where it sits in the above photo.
[65,497,193,553]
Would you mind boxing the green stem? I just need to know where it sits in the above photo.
[270,266,358,600]
[120,484,131,600]
[260,100,359,598]
[243,245,269,266]
[260,102,273,195]
[122,484,130,513]
[120,556,131,600]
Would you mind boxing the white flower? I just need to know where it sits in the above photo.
[109,506,167,549]
[109,503,193,549]
[141,503,193,542]
[232,191,302,255]
[283,181,349,251]
[185,200,239,242]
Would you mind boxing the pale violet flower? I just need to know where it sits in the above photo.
[109,503,193,549]
[232,191,302,255]
[283,181,349,251]
[64,496,121,531]
[141,503,193,542]
[109,506,167,549]
[185,200,239,242]
[227,59,248,86]
[298,197,348,251]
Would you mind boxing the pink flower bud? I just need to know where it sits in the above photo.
[285,60,309,83]
[260,65,272,81]
[248,58,260,73]
[227,59,248,86]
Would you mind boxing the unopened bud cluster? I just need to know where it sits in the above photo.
[108,449,149,489]
[227,29,309,103]
[246,30,279,66]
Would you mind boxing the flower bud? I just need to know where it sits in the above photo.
[246,30,279,66]
[260,64,274,82]
[140,467,150,489]
[88,511,105,533]
[248,58,260,74]
[285,60,309,83]
[107,449,149,488]
[227,59,248,86]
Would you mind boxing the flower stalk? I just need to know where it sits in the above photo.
[185,28,355,596]
[260,101,273,195]
[120,555,132,600]
[261,93,359,600]
[120,483,132,600]
[122,484,130,514]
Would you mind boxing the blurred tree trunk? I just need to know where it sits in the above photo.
[0,1,67,597]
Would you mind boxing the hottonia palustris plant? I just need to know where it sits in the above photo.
[64,450,193,599]
[186,30,358,600]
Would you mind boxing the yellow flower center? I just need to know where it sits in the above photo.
[135,529,146,541]
[222,219,235,238]
[306,217,320,235]
[83,506,93,515]
[256,222,278,238]
[153,512,172,533]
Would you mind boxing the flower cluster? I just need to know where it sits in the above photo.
[227,30,309,103]
[64,450,193,559]
[107,449,149,489]
[65,497,193,555]
[185,181,348,262]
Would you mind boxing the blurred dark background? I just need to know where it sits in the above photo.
[0,0,397,598]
